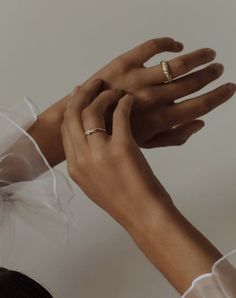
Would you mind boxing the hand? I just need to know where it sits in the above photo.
[61,79,172,229]
[85,38,236,146]
[61,79,223,294]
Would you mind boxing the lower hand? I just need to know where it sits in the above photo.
[61,79,172,230]
[61,79,225,294]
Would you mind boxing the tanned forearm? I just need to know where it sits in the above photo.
[27,94,69,167]
[127,199,222,294]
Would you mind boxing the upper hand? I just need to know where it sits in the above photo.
[84,38,236,147]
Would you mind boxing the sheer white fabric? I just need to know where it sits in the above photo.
[0,97,76,265]
[183,250,236,297]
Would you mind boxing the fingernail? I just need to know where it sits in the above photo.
[193,127,203,134]
[214,63,224,75]
[227,83,236,93]
[176,41,184,50]
[209,49,216,59]
[116,89,125,96]
[193,122,205,133]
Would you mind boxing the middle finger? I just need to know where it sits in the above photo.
[157,83,236,130]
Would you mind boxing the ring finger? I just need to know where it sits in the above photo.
[140,48,216,85]
[82,89,124,147]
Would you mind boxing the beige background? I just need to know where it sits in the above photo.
[0,0,235,297]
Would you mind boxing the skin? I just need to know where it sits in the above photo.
[61,79,227,294]
[27,38,236,167]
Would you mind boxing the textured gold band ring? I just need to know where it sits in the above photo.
[160,60,173,83]
[84,128,107,136]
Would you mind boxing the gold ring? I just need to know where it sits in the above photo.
[84,128,107,136]
[160,60,173,84]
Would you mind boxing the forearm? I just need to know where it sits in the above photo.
[27,94,69,167]
[126,197,222,294]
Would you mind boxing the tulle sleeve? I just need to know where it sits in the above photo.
[0,97,76,265]
[182,249,236,297]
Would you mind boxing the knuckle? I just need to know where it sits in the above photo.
[116,101,127,114]
[82,106,96,120]
[124,94,135,102]
[192,75,204,89]
[100,89,118,99]
[140,89,153,101]
[81,109,89,121]
[63,109,72,121]
[177,57,189,70]
[78,85,90,97]
[100,89,113,96]
[80,80,101,95]
[125,71,142,89]
[61,123,65,134]
[112,56,127,72]
[139,89,159,105]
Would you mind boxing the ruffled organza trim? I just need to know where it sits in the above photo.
[183,249,236,297]
[0,97,76,265]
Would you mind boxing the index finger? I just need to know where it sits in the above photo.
[120,38,184,66]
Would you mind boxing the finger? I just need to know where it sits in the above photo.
[112,94,136,142]
[141,120,205,148]
[141,48,216,85]
[136,63,224,107]
[120,38,183,66]
[82,89,125,146]
[156,63,224,104]
[64,79,103,145]
[159,83,236,129]
[68,79,103,112]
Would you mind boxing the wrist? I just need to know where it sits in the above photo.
[121,192,178,239]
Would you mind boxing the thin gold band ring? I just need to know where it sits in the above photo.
[84,128,107,136]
